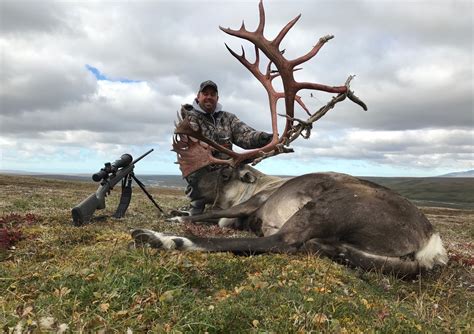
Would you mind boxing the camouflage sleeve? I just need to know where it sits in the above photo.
[229,113,266,149]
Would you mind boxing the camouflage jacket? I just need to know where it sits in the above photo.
[180,100,266,150]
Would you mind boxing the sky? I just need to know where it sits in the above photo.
[1,0,472,177]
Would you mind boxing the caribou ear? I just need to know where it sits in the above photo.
[239,170,257,184]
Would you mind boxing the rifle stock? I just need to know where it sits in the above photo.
[71,193,104,225]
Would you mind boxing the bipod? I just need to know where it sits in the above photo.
[113,172,164,218]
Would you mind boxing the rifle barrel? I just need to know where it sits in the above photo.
[132,148,154,164]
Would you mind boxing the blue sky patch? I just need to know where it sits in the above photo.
[86,64,140,83]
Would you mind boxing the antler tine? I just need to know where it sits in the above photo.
[344,75,368,111]
[256,0,265,34]
[295,95,311,116]
[240,20,246,32]
[220,0,266,35]
[348,91,368,111]
[224,44,269,92]
[224,43,250,67]
[290,35,334,68]
[224,42,279,105]
[272,13,301,48]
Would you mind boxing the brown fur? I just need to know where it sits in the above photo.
[132,165,448,275]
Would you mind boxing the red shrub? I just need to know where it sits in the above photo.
[0,213,40,250]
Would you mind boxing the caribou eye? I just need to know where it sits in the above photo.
[220,167,233,181]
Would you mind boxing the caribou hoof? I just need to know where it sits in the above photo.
[130,228,201,251]
[165,216,189,224]
[168,209,190,217]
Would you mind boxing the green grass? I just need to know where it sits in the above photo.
[363,177,474,209]
[0,174,472,332]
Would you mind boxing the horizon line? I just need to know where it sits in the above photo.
[1,169,472,179]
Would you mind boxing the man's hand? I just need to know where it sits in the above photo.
[258,132,272,147]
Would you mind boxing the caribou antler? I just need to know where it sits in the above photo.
[173,0,367,177]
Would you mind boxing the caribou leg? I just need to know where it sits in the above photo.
[168,188,274,227]
[132,200,339,255]
[300,239,422,275]
[130,229,298,254]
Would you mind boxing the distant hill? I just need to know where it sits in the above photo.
[363,176,474,210]
[438,170,474,177]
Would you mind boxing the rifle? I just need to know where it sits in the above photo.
[71,149,164,226]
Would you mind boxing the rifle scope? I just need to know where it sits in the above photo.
[92,153,133,182]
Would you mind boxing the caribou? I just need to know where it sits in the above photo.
[131,1,448,275]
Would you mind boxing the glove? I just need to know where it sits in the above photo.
[257,132,272,147]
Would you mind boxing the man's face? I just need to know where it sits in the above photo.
[197,87,218,113]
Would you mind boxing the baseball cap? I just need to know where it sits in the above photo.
[198,80,218,93]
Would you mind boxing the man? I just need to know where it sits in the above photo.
[180,80,272,215]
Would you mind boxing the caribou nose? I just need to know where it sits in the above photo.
[185,185,202,200]
[185,185,194,197]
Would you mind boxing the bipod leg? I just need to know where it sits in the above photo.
[113,173,133,218]
[131,174,165,213]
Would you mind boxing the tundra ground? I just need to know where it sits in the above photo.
[0,175,472,332]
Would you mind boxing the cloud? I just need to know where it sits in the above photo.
[1,38,97,114]
[0,0,472,176]
[0,1,72,34]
